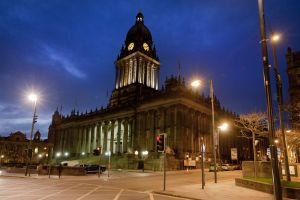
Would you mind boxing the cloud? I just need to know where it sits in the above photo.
[41,44,87,79]
[0,102,51,137]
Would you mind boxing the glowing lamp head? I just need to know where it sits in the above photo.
[272,34,280,42]
[191,80,201,88]
[218,123,229,131]
[28,94,38,102]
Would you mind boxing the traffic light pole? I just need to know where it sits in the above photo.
[98,147,102,178]
[210,80,217,183]
[201,137,205,189]
[163,151,166,191]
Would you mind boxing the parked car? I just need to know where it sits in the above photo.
[209,163,222,172]
[221,164,235,171]
[75,164,106,173]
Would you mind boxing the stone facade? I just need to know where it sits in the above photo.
[0,131,51,165]
[48,12,251,168]
[286,47,300,131]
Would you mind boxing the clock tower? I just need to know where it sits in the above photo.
[109,12,160,108]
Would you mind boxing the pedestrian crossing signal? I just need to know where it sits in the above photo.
[156,134,165,152]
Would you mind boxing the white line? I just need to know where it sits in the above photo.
[113,189,124,200]
[76,185,102,200]
[37,183,82,200]
[149,192,154,200]
[5,182,66,198]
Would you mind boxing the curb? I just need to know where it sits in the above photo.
[153,191,202,200]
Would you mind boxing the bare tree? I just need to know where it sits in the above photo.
[276,129,300,163]
[234,112,268,162]
[285,103,300,130]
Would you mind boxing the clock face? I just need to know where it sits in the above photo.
[143,43,149,51]
[128,42,134,51]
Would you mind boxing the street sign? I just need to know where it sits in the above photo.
[267,148,280,156]
[231,148,238,160]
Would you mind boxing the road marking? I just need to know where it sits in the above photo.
[37,183,82,200]
[113,189,124,200]
[149,192,154,200]
[4,181,66,198]
[76,185,102,200]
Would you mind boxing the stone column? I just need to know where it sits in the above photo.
[131,118,135,149]
[117,119,121,153]
[155,68,159,90]
[91,124,97,150]
[76,127,82,156]
[81,126,87,153]
[85,126,91,154]
[123,119,128,153]
[62,129,67,153]
[115,66,119,89]
[103,121,108,152]
[96,122,101,147]
[110,120,115,153]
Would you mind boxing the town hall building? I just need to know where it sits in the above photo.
[48,12,248,169]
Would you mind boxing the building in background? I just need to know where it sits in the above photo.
[0,131,51,166]
[286,47,300,162]
[286,47,300,131]
[48,13,261,169]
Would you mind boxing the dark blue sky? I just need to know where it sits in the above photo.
[1,0,300,138]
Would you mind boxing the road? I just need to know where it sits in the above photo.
[0,169,274,200]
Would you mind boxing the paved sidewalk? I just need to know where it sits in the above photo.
[154,180,274,200]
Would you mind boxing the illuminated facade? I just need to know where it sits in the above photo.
[48,13,249,169]
[0,131,51,165]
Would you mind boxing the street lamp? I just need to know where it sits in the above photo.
[217,122,229,164]
[191,79,217,183]
[270,32,291,182]
[25,93,38,176]
[257,1,282,199]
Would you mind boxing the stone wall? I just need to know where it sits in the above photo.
[242,161,282,178]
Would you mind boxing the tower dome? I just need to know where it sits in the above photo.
[118,12,158,60]
[125,12,153,47]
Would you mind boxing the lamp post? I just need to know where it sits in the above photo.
[257,0,282,199]
[270,32,291,181]
[25,93,38,176]
[191,79,217,183]
[217,123,229,164]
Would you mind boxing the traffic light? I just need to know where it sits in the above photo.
[33,115,38,124]
[156,134,165,152]
[93,147,101,156]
